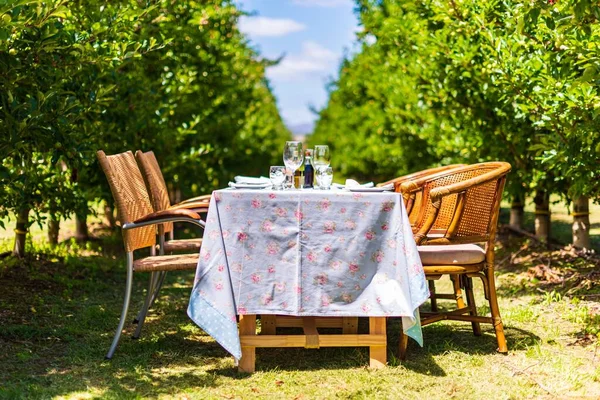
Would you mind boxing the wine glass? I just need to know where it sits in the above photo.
[269,166,286,190]
[283,141,303,189]
[313,145,330,188]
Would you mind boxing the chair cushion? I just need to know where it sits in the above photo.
[133,253,199,272]
[418,244,485,265]
[163,238,203,253]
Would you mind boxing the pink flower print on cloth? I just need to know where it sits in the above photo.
[237,231,249,242]
[307,251,318,263]
[237,306,247,315]
[213,192,222,202]
[214,280,224,291]
[260,219,274,232]
[365,229,376,241]
[345,219,357,230]
[387,238,397,249]
[381,200,395,212]
[267,265,276,274]
[294,209,303,221]
[317,198,332,211]
[381,223,389,231]
[275,207,287,217]
[274,282,286,293]
[261,294,273,305]
[329,260,342,270]
[268,193,276,199]
[321,294,332,307]
[287,240,297,249]
[251,273,262,284]
[313,273,328,286]
[251,197,263,209]
[323,221,336,234]
[371,250,384,263]
[342,292,353,303]
[266,241,280,255]
[348,262,360,276]
[324,244,332,253]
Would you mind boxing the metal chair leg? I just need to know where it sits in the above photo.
[106,252,134,359]
[133,272,160,339]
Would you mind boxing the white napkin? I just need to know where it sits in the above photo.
[345,179,374,188]
[228,181,271,189]
[234,176,271,185]
[333,179,376,189]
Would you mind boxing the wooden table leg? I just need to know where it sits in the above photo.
[369,317,386,369]
[261,315,276,335]
[239,314,256,373]
[342,317,358,334]
[398,328,408,361]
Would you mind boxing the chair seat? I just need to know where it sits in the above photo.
[418,244,485,266]
[133,253,199,272]
[163,238,203,253]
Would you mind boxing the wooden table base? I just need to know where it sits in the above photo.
[238,315,386,373]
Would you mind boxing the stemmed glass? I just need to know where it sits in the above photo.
[313,145,331,189]
[283,141,304,189]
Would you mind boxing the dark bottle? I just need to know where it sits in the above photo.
[303,149,314,188]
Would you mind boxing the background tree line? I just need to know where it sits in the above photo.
[0,0,290,256]
[311,0,600,249]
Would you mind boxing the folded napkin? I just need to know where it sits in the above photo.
[228,181,271,189]
[376,183,395,191]
[333,179,375,189]
[234,176,271,185]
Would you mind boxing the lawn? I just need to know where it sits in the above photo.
[1,203,599,399]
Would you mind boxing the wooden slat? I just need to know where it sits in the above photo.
[302,317,319,349]
[369,317,386,369]
[342,317,358,334]
[238,315,256,373]
[260,315,276,335]
[239,334,386,348]
[274,316,344,328]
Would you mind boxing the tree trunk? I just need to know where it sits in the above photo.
[76,213,89,242]
[572,196,591,250]
[534,190,550,242]
[509,192,525,230]
[104,201,116,229]
[13,208,30,258]
[48,215,60,246]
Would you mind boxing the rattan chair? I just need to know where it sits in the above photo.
[135,150,211,254]
[97,150,206,359]
[378,164,465,225]
[397,162,511,358]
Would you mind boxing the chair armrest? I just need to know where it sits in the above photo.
[123,209,205,230]
[169,202,209,213]
[176,194,211,205]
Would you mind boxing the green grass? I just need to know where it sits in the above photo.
[1,205,600,399]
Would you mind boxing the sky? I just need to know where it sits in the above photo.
[236,0,360,131]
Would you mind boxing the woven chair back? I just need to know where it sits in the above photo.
[97,150,156,252]
[415,162,510,244]
[135,151,174,234]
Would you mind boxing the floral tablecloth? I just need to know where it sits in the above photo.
[187,188,429,359]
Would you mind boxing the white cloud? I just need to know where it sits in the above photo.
[292,0,353,7]
[268,41,338,81]
[238,16,306,37]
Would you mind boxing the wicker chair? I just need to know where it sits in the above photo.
[97,150,206,359]
[135,150,211,254]
[397,162,511,358]
[378,164,465,225]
